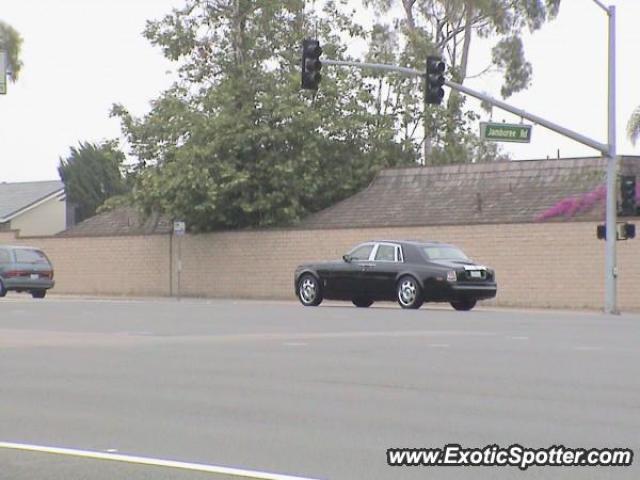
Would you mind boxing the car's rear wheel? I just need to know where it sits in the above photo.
[297,274,322,306]
[397,276,423,309]
[31,290,46,299]
[450,299,476,311]
[352,297,373,308]
[0,280,6,298]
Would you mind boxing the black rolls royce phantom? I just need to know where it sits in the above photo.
[294,240,497,310]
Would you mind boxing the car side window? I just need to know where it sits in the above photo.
[375,244,396,262]
[350,244,374,261]
[0,250,11,264]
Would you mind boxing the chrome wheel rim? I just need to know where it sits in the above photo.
[299,278,317,304]
[398,279,417,307]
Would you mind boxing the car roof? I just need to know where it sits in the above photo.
[0,245,43,250]
[366,240,456,248]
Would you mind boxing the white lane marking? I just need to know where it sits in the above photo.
[508,336,529,340]
[428,343,450,348]
[0,442,322,480]
[572,346,603,351]
[283,342,308,347]
[105,449,118,453]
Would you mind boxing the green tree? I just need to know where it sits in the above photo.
[113,0,418,232]
[362,0,561,164]
[58,141,130,222]
[0,20,23,81]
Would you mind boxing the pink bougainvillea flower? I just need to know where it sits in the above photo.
[535,184,607,222]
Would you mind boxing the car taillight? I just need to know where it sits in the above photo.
[447,270,457,282]
[4,270,28,278]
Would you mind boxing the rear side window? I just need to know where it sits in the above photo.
[15,249,50,265]
[375,244,397,262]
[0,250,11,264]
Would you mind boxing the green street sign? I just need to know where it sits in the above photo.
[480,121,532,143]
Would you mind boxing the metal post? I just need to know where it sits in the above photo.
[177,235,182,301]
[169,233,174,297]
[604,5,618,314]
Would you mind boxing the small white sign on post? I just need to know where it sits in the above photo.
[0,51,7,95]
[173,220,186,236]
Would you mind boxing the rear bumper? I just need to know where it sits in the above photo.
[450,283,497,300]
[3,278,55,290]
[426,281,497,301]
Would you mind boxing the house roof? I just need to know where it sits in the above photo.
[57,206,173,237]
[0,180,65,221]
[299,156,640,229]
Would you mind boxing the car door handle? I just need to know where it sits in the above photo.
[360,263,376,269]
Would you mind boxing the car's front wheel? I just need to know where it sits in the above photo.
[450,299,476,311]
[352,297,373,308]
[0,280,6,298]
[297,274,323,307]
[397,276,423,309]
[31,290,47,299]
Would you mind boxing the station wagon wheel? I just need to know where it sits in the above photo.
[0,280,6,298]
[397,276,423,309]
[450,299,476,311]
[297,274,322,307]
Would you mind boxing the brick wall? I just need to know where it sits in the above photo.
[0,231,170,296]
[1,222,638,311]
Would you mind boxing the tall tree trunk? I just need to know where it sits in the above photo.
[441,2,473,164]
[459,2,473,81]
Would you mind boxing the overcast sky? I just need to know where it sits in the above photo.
[1,0,639,183]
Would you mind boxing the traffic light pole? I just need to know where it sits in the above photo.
[604,4,618,314]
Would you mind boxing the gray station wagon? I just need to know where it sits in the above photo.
[0,245,55,299]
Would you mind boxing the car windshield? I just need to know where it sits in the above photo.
[421,246,469,261]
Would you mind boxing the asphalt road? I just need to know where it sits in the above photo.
[1,296,638,480]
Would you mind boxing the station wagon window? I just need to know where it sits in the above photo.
[0,250,11,264]
[15,249,50,265]
[375,244,396,262]
[349,244,374,261]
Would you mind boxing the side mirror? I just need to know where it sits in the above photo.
[342,254,352,263]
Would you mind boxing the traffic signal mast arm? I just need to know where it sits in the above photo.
[322,58,609,155]
[446,80,608,154]
[322,59,422,76]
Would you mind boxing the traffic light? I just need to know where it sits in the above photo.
[301,39,322,91]
[624,223,637,239]
[620,175,636,216]
[596,222,636,240]
[425,56,445,105]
